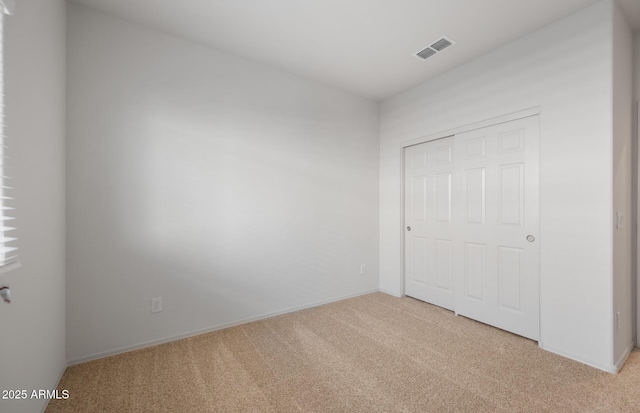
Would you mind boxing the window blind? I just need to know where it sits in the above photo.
[0,1,16,267]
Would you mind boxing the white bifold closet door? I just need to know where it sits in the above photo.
[404,116,539,341]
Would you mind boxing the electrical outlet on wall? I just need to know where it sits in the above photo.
[360,264,366,275]
[616,311,621,331]
[151,297,162,313]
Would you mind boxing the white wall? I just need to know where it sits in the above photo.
[0,0,67,412]
[66,4,380,363]
[635,30,640,346]
[612,1,634,365]
[380,0,618,371]
[636,32,640,103]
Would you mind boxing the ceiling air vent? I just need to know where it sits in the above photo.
[416,47,437,60]
[414,35,456,61]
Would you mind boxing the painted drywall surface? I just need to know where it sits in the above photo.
[0,0,67,412]
[612,0,634,364]
[380,1,615,369]
[66,4,380,362]
[635,31,640,347]
[636,32,640,101]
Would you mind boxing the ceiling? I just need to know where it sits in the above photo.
[70,0,640,101]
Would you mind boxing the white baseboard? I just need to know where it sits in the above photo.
[379,288,402,298]
[539,343,619,374]
[68,289,380,366]
[614,342,634,373]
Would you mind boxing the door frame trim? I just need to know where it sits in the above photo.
[398,106,541,297]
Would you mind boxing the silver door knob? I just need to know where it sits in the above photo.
[526,235,535,242]
[407,226,412,231]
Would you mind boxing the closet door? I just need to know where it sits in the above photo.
[404,136,455,311]
[403,116,540,341]
[452,116,539,340]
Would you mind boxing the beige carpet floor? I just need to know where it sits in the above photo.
[47,292,640,412]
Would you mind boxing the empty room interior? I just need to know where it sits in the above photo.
[2,0,640,411]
